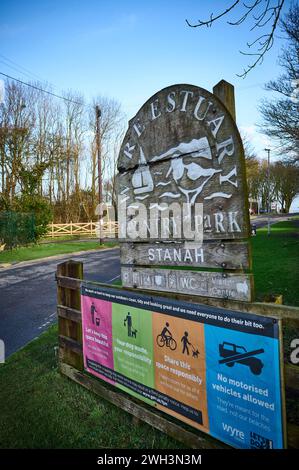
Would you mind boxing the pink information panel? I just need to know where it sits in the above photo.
[81,294,114,384]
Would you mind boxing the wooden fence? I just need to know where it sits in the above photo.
[48,221,118,238]
[56,260,299,449]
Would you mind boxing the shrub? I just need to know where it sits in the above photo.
[14,195,53,240]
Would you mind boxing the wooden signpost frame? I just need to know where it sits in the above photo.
[56,260,299,449]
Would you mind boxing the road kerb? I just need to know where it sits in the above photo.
[0,246,119,271]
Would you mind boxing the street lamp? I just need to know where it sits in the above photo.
[264,148,271,236]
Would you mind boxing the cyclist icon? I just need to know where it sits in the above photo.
[156,322,177,351]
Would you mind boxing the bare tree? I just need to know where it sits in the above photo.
[272,161,299,212]
[245,155,299,213]
[186,0,286,77]
[103,125,125,216]
[0,80,35,200]
[242,133,258,160]
[259,3,299,162]
[0,78,125,225]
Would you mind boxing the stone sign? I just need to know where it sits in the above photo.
[117,82,250,241]
[117,81,253,301]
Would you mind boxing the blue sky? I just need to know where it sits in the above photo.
[0,0,293,158]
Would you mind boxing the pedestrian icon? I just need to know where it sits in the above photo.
[90,302,97,325]
[124,312,137,338]
[90,301,101,327]
[181,331,199,358]
[181,331,191,355]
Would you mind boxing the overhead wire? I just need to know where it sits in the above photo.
[0,53,46,83]
[0,71,84,106]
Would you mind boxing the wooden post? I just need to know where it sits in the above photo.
[57,260,83,370]
[213,80,236,122]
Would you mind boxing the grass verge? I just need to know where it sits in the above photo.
[0,325,181,449]
[251,220,299,306]
[0,241,118,264]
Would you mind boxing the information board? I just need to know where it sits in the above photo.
[81,284,284,449]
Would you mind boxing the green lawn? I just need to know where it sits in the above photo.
[251,220,299,306]
[42,234,97,242]
[0,240,118,264]
[0,325,181,449]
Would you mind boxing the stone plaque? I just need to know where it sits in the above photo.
[120,241,250,270]
[121,267,253,302]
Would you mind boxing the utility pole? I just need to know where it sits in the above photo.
[264,148,271,236]
[95,105,103,244]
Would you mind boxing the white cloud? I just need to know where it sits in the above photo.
[80,13,137,40]
[0,24,28,38]
[239,124,272,159]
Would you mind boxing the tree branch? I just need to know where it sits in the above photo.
[186,0,286,77]
[185,0,240,28]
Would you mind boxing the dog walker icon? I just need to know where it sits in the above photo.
[123,312,137,338]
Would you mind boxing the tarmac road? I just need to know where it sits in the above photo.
[250,213,298,229]
[0,248,120,358]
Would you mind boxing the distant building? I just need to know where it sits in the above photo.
[248,198,281,215]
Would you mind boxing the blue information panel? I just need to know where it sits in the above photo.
[205,320,284,448]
